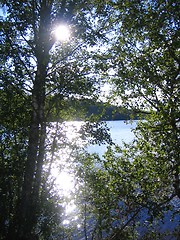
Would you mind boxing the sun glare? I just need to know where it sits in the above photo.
[51,166,75,196]
[54,25,70,41]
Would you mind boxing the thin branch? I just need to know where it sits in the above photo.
[110,207,143,240]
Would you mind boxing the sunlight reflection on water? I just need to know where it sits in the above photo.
[45,121,86,225]
[48,121,85,195]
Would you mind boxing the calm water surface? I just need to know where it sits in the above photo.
[88,120,137,156]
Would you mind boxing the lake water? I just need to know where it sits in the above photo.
[88,120,137,156]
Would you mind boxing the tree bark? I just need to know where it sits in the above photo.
[14,1,53,239]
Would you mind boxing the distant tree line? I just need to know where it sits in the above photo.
[48,99,138,121]
[86,102,138,121]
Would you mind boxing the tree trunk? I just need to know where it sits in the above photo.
[13,1,53,239]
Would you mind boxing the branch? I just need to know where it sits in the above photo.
[110,207,143,240]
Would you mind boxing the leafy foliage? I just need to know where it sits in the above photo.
[0,0,179,239]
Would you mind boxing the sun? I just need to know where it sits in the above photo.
[54,24,70,41]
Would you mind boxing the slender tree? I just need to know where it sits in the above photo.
[0,1,111,239]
